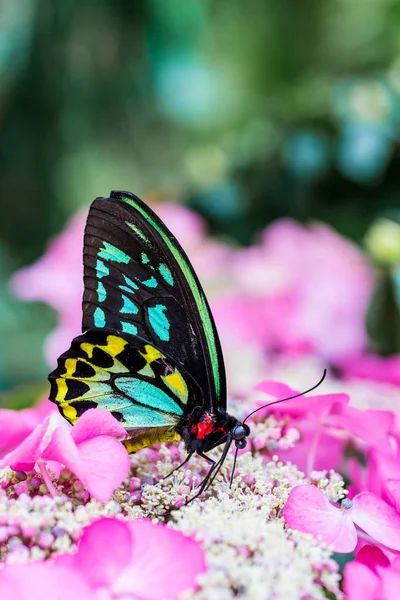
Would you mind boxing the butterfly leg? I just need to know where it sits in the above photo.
[158,441,232,516]
[162,452,194,481]
[199,437,233,494]
[193,451,217,490]
[184,438,233,505]
[183,456,218,504]
[197,451,215,465]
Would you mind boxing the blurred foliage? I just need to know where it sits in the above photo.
[366,269,400,356]
[2,0,400,391]
[365,216,400,355]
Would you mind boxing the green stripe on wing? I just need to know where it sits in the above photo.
[123,200,221,403]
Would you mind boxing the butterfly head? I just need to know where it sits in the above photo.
[179,408,250,454]
[231,422,250,449]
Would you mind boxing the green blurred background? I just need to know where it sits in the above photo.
[1,0,400,394]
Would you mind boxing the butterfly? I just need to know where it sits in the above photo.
[48,190,325,501]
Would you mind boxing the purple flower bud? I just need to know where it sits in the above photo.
[341,498,353,510]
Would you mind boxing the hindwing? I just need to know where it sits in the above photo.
[48,329,202,437]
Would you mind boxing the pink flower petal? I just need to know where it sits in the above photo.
[328,405,395,454]
[352,492,400,550]
[390,556,400,574]
[60,518,132,588]
[42,425,130,502]
[283,484,357,553]
[356,544,391,570]
[42,426,80,469]
[0,417,49,471]
[10,213,85,366]
[75,436,130,502]
[0,407,44,458]
[344,559,381,600]
[277,420,345,473]
[0,562,93,600]
[115,520,206,599]
[366,450,400,502]
[343,353,400,387]
[380,568,400,600]
[255,381,299,399]
[254,382,349,420]
[71,409,127,444]
[386,479,400,512]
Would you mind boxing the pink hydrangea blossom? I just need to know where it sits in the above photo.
[0,562,92,600]
[255,380,396,474]
[343,353,400,387]
[255,380,350,420]
[344,545,400,600]
[42,409,131,502]
[10,212,85,365]
[366,449,400,506]
[283,484,400,553]
[0,517,205,600]
[0,398,54,459]
[215,219,374,363]
[0,409,130,503]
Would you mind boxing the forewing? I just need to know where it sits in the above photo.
[82,190,226,411]
[48,329,199,432]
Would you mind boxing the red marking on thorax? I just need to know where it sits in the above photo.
[190,413,226,440]
[193,422,214,439]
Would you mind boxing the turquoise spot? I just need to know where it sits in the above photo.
[93,307,106,327]
[119,286,135,294]
[97,281,107,302]
[114,377,183,416]
[121,321,138,336]
[148,304,170,341]
[98,242,130,264]
[141,276,158,288]
[96,259,109,279]
[123,275,139,290]
[159,263,174,286]
[119,275,139,296]
[121,295,139,315]
[141,252,150,265]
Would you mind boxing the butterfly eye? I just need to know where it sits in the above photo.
[232,423,249,441]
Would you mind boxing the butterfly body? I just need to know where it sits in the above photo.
[48,190,250,488]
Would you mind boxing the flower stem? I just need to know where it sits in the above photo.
[37,460,58,498]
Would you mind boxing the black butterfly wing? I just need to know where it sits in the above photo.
[82,190,227,413]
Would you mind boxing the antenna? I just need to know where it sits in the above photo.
[243,369,327,424]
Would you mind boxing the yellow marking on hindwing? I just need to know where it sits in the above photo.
[56,379,68,402]
[54,335,131,418]
[81,342,94,358]
[139,344,164,364]
[65,358,77,377]
[80,335,129,374]
[81,335,127,358]
[106,335,128,357]
[163,372,188,403]
[59,401,78,423]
